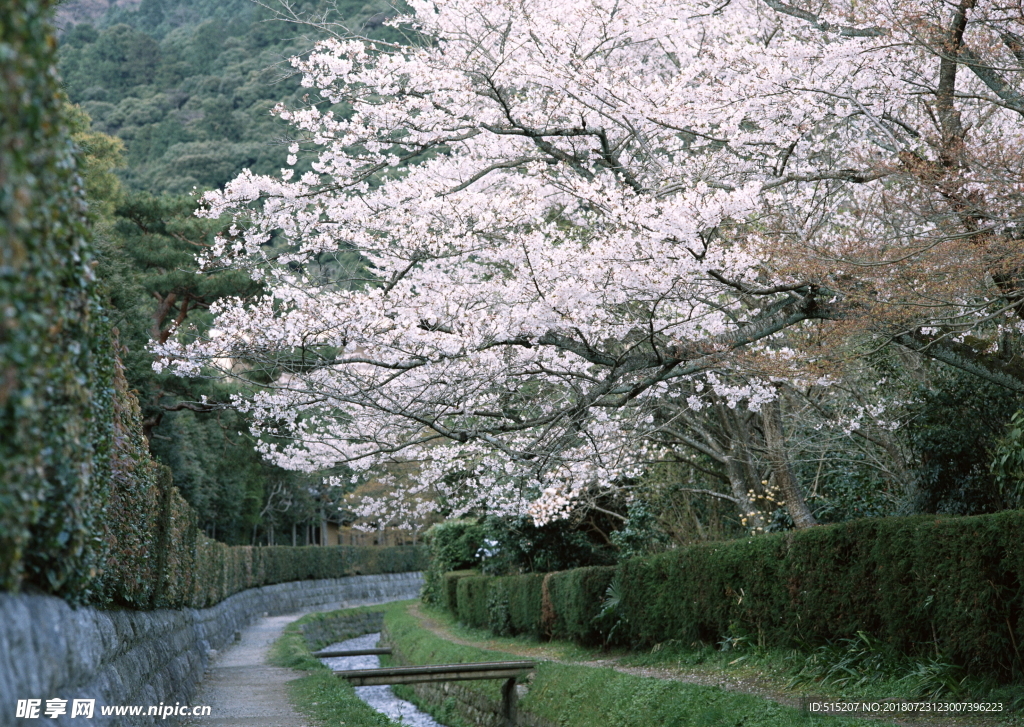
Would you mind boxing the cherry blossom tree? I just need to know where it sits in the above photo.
[157,0,1024,528]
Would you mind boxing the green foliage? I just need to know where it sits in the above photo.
[485,573,545,637]
[0,0,114,600]
[187,543,427,609]
[441,570,477,614]
[451,567,617,646]
[788,631,968,701]
[421,519,484,604]
[437,512,1024,683]
[94,187,323,545]
[58,0,395,194]
[616,512,1024,681]
[383,602,886,727]
[609,502,671,559]
[991,408,1024,509]
[455,575,492,629]
[543,566,617,646]
[904,368,1022,515]
[93,353,163,607]
[478,514,617,575]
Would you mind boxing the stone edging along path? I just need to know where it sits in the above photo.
[0,572,422,727]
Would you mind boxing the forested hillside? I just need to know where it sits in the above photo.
[54,0,396,545]
[58,0,393,193]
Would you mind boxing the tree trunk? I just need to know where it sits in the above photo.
[761,395,817,528]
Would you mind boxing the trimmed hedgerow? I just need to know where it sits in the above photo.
[420,519,484,606]
[544,566,616,646]
[616,513,1024,679]
[184,542,427,609]
[507,573,545,637]
[483,573,546,637]
[94,353,164,608]
[0,0,113,602]
[456,574,492,628]
[0,0,425,611]
[439,512,1024,681]
[441,570,477,614]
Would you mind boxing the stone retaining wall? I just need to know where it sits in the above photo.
[1,572,422,727]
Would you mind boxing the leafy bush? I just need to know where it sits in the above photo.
[421,519,484,605]
[544,566,616,645]
[478,515,616,575]
[904,370,1021,515]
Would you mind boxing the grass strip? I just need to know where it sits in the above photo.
[269,603,406,727]
[384,602,900,727]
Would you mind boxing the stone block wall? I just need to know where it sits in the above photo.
[0,572,422,726]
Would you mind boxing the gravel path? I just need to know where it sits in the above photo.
[184,598,405,727]
[184,612,313,727]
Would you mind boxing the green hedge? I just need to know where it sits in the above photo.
[420,520,484,606]
[482,573,546,637]
[0,0,113,601]
[441,570,476,614]
[0,0,427,612]
[543,566,616,645]
[617,512,1024,679]
[456,574,492,629]
[185,542,427,609]
[439,512,1024,680]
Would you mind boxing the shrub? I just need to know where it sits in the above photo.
[436,512,1024,681]
[456,574,492,629]
[441,570,476,614]
[0,0,113,602]
[545,566,616,645]
[506,573,545,637]
[616,513,1024,680]
[421,519,484,605]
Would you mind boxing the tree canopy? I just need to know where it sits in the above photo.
[155,0,1024,530]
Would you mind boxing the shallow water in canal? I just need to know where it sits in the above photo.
[319,632,445,727]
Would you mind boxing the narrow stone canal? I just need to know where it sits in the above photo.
[319,633,444,727]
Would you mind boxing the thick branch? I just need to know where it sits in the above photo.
[893,331,1024,393]
[759,0,887,37]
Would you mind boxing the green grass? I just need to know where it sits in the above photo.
[383,602,899,727]
[270,603,407,727]
[619,632,1024,715]
[287,671,399,727]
